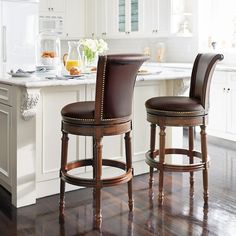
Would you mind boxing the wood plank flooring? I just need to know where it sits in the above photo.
[0,134,236,235]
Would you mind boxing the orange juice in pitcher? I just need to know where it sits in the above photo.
[65,60,80,71]
[65,41,82,72]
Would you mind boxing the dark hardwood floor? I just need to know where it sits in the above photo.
[0,134,236,235]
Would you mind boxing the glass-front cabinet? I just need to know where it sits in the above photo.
[170,0,193,36]
[107,0,144,37]
[118,0,139,33]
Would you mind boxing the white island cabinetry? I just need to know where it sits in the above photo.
[0,68,190,207]
[0,84,13,191]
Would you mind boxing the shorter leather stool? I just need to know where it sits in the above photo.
[145,53,223,206]
[59,54,148,229]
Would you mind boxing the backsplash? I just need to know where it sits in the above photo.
[61,37,234,65]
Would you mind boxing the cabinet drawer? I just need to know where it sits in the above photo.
[0,84,13,106]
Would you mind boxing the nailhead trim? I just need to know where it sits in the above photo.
[148,108,205,115]
[100,55,107,120]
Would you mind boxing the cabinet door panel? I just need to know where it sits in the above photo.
[50,0,65,12]
[0,104,11,187]
[39,0,48,12]
[133,82,166,161]
[65,0,85,38]
[144,0,159,34]
[37,87,86,181]
[208,72,227,133]
[227,77,236,134]
[96,0,108,37]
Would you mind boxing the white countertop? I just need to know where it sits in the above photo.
[0,65,191,88]
[147,62,236,72]
[1,61,235,88]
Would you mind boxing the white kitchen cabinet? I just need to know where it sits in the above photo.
[132,81,166,173]
[39,0,65,13]
[170,0,194,36]
[85,0,96,38]
[96,0,109,38]
[0,103,12,190]
[85,0,116,39]
[208,71,236,141]
[85,0,171,39]
[85,0,108,38]
[64,0,85,38]
[109,0,145,38]
[226,74,236,135]
[90,0,145,38]
[0,84,13,192]
[36,85,86,195]
[144,0,169,37]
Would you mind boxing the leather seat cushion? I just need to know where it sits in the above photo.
[61,101,95,120]
[145,96,206,117]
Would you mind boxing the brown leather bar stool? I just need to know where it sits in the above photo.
[59,54,148,229]
[145,53,223,206]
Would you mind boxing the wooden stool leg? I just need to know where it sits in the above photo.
[200,125,209,205]
[59,131,69,222]
[189,126,194,195]
[158,126,166,206]
[149,124,156,188]
[92,137,96,208]
[93,136,103,229]
[125,131,133,211]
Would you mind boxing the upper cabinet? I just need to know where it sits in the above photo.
[64,0,85,39]
[39,0,196,39]
[170,0,194,36]
[85,0,145,39]
[85,0,171,39]
[85,0,110,38]
[144,0,169,37]
[117,0,143,35]
[39,0,65,13]
[108,0,144,38]
[39,0,85,39]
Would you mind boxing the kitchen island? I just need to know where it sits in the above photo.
[0,65,191,207]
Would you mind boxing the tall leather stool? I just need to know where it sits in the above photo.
[145,53,223,206]
[59,54,148,228]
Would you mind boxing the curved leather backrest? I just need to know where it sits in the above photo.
[189,53,224,110]
[95,54,149,122]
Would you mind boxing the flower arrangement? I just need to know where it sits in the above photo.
[80,38,108,65]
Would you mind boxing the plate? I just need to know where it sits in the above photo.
[138,71,151,75]
[63,74,84,78]
[138,70,162,75]
[8,72,33,77]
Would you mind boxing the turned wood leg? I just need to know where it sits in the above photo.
[92,137,96,208]
[200,125,209,205]
[158,126,166,206]
[189,126,194,196]
[149,124,156,188]
[59,131,69,222]
[93,136,103,230]
[125,131,133,211]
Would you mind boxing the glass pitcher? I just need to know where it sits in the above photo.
[65,41,82,72]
